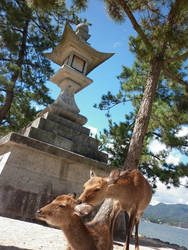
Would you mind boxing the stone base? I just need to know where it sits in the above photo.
[0,133,108,221]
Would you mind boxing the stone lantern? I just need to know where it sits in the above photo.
[38,22,114,125]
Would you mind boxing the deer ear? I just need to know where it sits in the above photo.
[68,193,76,199]
[107,168,121,184]
[90,169,96,178]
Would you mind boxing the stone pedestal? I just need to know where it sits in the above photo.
[0,132,107,221]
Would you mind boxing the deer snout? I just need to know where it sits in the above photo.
[35,209,41,217]
[36,209,41,215]
[76,199,82,205]
[35,209,45,220]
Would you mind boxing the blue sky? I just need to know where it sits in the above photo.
[44,0,188,205]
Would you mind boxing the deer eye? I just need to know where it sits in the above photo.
[59,204,65,208]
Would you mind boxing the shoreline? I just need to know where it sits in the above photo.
[142,219,188,230]
[0,216,186,250]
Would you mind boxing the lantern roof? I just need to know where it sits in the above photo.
[44,22,114,75]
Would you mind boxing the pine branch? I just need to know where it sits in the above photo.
[167,0,182,25]
[161,0,183,59]
[149,152,162,162]
[163,67,188,88]
[152,132,162,138]
[145,2,165,19]
[97,97,142,111]
[31,16,55,44]
[0,57,12,62]
[164,52,188,63]
[117,0,153,53]
[0,88,6,92]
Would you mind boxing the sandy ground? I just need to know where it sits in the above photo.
[0,216,186,250]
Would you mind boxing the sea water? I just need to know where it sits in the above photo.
[139,220,188,249]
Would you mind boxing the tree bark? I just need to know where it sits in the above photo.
[124,58,162,170]
[92,199,128,243]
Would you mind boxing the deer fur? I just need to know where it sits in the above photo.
[36,193,120,250]
[77,169,152,250]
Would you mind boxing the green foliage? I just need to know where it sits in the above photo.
[0,0,82,135]
[27,0,66,10]
[99,119,133,167]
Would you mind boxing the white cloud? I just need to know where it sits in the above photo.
[166,152,181,165]
[113,41,121,49]
[149,139,167,154]
[86,126,98,138]
[32,103,45,111]
[151,177,188,205]
[149,126,188,156]
[149,138,186,166]
[149,136,187,205]
[176,126,188,137]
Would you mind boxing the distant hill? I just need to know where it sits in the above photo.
[143,203,188,228]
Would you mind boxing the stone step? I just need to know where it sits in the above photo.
[41,112,90,136]
[20,112,107,162]
[72,143,108,163]
[25,116,99,150]
[23,127,73,151]
[23,127,107,162]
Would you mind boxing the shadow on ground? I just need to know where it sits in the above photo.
[0,246,30,250]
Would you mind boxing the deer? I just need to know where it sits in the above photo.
[76,169,152,250]
[36,193,121,250]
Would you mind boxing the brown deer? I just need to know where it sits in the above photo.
[77,169,152,250]
[36,193,121,250]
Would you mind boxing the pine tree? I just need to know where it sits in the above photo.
[70,0,188,171]
[0,0,81,135]
[97,59,188,188]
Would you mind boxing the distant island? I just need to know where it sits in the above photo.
[143,203,188,229]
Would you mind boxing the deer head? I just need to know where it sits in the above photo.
[36,193,92,227]
[77,169,122,207]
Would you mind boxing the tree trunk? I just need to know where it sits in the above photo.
[124,58,162,170]
[92,199,128,242]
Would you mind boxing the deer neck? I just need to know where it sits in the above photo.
[60,215,97,250]
[106,183,121,199]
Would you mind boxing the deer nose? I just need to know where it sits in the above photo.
[36,209,41,215]
[76,199,82,205]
